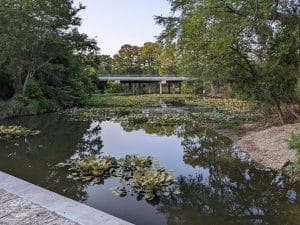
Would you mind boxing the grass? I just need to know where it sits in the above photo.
[288,129,300,167]
[288,127,300,168]
[218,119,246,129]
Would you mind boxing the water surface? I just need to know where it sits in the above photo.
[0,111,300,225]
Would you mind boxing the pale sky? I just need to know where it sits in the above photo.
[73,0,171,56]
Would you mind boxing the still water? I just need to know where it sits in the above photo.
[0,111,300,225]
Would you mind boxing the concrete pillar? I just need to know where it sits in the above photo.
[132,83,136,94]
[137,83,141,94]
[159,82,163,95]
[128,83,132,93]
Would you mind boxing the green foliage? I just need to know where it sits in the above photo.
[57,154,180,201]
[156,0,300,122]
[158,44,179,76]
[0,0,98,111]
[112,42,167,75]
[0,125,40,139]
[84,94,254,111]
[112,44,142,74]
[83,54,112,76]
[218,119,245,129]
[14,80,58,111]
[288,130,300,167]
[140,42,161,75]
[181,81,203,94]
[105,81,124,94]
[296,80,300,99]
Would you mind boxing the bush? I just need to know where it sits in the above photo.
[105,81,124,94]
[296,80,300,100]
[14,80,59,111]
[181,81,203,95]
[288,130,300,167]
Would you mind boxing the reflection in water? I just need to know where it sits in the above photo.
[72,121,103,159]
[0,111,300,225]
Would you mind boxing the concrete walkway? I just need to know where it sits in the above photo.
[0,188,78,225]
[0,171,133,225]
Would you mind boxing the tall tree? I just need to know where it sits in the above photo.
[158,44,179,76]
[156,0,300,123]
[0,0,98,106]
[112,44,142,74]
[140,42,161,75]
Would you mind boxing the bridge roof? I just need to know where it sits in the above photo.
[98,75,189,82]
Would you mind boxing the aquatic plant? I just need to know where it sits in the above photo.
[288,128,300,167]
[131,166,180,200]
[127,114,149,124]
[64,107,141,122]
[113,155,180,200]
[86,93,255,112]
[57,155,118,183]
[0,125,40,139]
[57,154,180,201]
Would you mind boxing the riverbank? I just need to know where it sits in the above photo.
[237,123,299,170]
[214,121,300,171]
[0,100,58,121]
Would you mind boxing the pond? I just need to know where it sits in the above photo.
[0,108,300,225]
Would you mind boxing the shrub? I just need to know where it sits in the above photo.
[288,130,300,167]
[105,81,124,94]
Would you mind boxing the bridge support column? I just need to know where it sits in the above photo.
[160,80,167,95]
[179,82,182,94]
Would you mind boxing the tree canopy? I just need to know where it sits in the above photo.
[0,0,99,107]
[156,0,300,123]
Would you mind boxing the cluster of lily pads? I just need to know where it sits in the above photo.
[64,107,140,121]
[0,125,40,139]
[185,98,254,112]
[57,154,180,201]
[64,106,256,132]
[87,94,255,112]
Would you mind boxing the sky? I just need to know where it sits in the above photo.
[73,0,171,56]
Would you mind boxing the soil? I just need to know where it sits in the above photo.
[217,122,300,171]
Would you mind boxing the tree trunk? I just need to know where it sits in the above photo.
[22,71,33,94]
[272,96,285,125]
[287,106,300,121]
[13,73,23,94]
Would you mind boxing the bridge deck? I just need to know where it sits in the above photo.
[98,76,188,82]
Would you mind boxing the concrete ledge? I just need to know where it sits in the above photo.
[0,171,133,225]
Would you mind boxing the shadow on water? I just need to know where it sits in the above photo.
[0,111,300,225]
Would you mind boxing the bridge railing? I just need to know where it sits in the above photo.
[98,74,186,77]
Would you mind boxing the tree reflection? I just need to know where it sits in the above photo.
[75,121,104,158]
[0,114,92,201]
[157,128,299,225]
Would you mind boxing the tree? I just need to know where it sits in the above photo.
[0,0,99,107]
[157,44,179,76]
[112,44,142,74]
[156,0,300,123]
[140,42,161,75]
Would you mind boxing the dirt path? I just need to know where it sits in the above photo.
[236,123,299,170]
